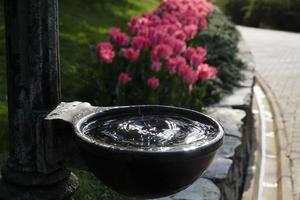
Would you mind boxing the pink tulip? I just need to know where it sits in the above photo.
[120,48,140,62]
[131,36,150,50]
[147,77,160,90]
[171,39,187,54]
[109,28,129,46]
[167,56,186,74]
[96,42,115,64]
[151,61,162,72]
[151,44,173,61]
[118,72,132,85]
[173,30,187,41]
[183,25,198,40]
[198,64,218,81]
[181,67,198,84]
[199,19,208,31]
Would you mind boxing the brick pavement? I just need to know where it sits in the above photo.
[239,26,300,199]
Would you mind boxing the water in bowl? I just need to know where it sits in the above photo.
[82,114,217,150]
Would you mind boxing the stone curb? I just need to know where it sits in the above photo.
[256,73,293,200]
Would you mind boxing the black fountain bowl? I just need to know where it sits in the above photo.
[74,105,224,199]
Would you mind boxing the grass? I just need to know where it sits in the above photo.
[59,0,161,103]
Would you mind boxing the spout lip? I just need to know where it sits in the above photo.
[74,105,224,156]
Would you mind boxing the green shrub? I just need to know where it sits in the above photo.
[211,0,250,24]
[213,0,300,32]
[195,8,243,104]
[244,0,300,31]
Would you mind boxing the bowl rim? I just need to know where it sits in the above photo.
[74,105,224,155]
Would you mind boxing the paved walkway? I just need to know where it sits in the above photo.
[239,26,300,199]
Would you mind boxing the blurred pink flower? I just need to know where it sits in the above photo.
[109,28,129,46]
[186,47,196,60]
[131,36,150,50]
[183,24,198,40]
[181,67,198,84]
[167,56,186,74]
[146,14,162,27]
[151,44,173,61]
[162,13,181,27]
[136,26,150,37]
[128,16,151,35]
[199,19,207,31]
[177,63,189,78]
[165,25,179,35]
[127,16,139,34]
[198,64,218,80]
[118,72,132,85]
[96,42,115,64]
[150,30,169,45]
[191,54,205,67]
[147,77,160,90]
[120,48,140,62]
[186,47,207,67]
[195,47,207,56]
[151,61,162,72]
[171,39,187,54]
[173,30,187,41]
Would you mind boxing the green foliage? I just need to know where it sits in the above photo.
[195,8,243,104]
[211,0,250,24]
[213,0,300,32]
[244,0,300,31]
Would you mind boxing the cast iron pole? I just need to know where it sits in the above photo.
[0,0,78,199]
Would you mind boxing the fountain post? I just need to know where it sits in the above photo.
[0,0,78,199]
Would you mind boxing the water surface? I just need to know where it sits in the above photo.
[83,114,217,150]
